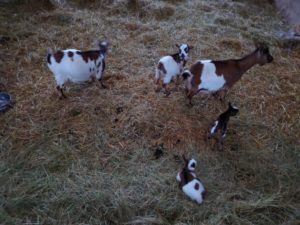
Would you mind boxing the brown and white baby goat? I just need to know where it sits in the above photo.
[183,45,273,105]
[155,44,192,96]
[207,102,239,151]
[176,155,205,204]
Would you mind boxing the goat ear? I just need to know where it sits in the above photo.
[254,41,267,50]
[189,45,194,50]
[176,44,180,48]
[254,41,264,50]
[228,102,232,108]
[98,41,109,53]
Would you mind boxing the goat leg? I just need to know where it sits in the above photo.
[162,83,171,96]
[98,78,107,89]
[56,86,66,99]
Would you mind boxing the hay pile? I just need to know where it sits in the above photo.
[0,0,299,224]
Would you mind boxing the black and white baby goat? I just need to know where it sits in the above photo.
[207,102,239,151]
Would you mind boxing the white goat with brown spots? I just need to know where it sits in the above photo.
[47,41,109,98]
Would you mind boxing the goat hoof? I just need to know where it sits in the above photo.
[164,92,171,97]
[59,95,67,99]
[100,82,108,89]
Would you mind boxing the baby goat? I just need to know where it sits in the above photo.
[207,102,239,151]
[183,44,273,105]
[176,155,205,204]
[155,44,192,96]
[47,41,109,98]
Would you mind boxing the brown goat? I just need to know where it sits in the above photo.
[182,45,273,106]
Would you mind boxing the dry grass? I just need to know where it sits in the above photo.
[0,0,300,224]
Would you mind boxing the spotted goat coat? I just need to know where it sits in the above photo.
[155,44,192,96]
[47,41,109,98]
[176,155,205,204]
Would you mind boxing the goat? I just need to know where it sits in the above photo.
[182,44,273,105]
[155,44,192,96]
[207,102,239,151]
[176,155,205,204]
[47,41,109,98]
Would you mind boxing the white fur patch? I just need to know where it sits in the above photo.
[198,60,226,92]
[182,179,205,204]
[210,121,218,134]
[157,56,182,84]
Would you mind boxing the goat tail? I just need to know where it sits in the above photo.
[46,48,54,65]
[182,70,191,80]
[47,48,54,55]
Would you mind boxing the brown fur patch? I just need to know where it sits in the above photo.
[213,60,242,88]
[212,50,258,88]
[77,51,100,63]
[190,62,204,87]
[54,50,64,63]
[157,62,167,74]
[179,170,195,189]
[194,183,199,190]
[171,53,181,63]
